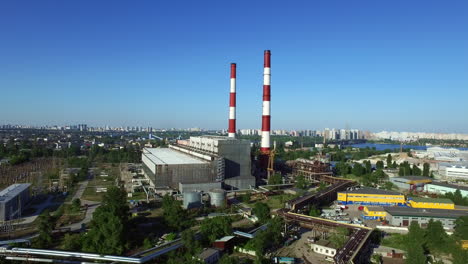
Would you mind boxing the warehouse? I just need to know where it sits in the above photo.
[424,182,468,197]
[362,206,386,220]
[337,187,406,206]
[407,197,455,209]
[142,147,220,189]
[384,207,468,229]
[389,176,432,191]
[0,183,31,221]
[142,136,255,191]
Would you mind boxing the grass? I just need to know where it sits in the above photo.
[247,193,297,209]
[381,233,407,250]
[81,167,117,202]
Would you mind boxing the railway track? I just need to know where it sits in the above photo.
[279,175,371,264]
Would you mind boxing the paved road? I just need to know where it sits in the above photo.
[65,199,100,231]
[19,195,56,224]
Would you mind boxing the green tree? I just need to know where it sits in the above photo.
[81,186,129,255]
[422,163,430,177]
[268,173,282,185]
[454,215,468,240]
[181,229,201,256]
[405,222,427,264]
[425,219,448,254]
[295,175,308,190]
[62,233,82,251]
[412,164,422,176]
[383,181,396,191]
[71,198,81,212]
[364,160,372,174]
[309,205,321,217]
[352,163,365,176]
[253,202,270,224]
[336,161,350,176]
[386,154,392,168]
[33,210,54,248]
[162,194,187,231]
[219,255,240,264]
[142,237,153,249]
[241,193,251,203]
[317,182,327,192]
[329,227,349,248]
[376,160,384,170]
[200,216,232,244]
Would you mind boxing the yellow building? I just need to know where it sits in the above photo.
[337,187,406,206]
[407,197,455,209]
[362,206,387,220]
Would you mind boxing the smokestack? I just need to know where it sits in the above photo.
[228,63,236,138]
[260,50,271,154]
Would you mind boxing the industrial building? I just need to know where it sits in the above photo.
[362,206,386,220]
[389,176,433,191]
[407,197,455,209]
[446,165,468,179]
[0,183,31,221]
[142,136,255,191]
[311,240,337,258]
[337,187,406,206]
[424,182,468,197]
[384,207,468,229]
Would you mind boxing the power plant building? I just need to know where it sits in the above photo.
[142,136,255,191]
[0,183,31,221]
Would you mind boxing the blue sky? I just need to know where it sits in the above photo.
[1,1,467,132]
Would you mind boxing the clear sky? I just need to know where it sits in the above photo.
[1,0,467,133]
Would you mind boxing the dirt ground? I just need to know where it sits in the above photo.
[273,229,333,264]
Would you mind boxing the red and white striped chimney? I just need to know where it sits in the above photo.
[228,63,236,138]
[260,50,271,154]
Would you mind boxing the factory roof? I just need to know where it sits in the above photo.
[428,182,468,192]
[215,236,235,242]
[384,207,468,218]
[341,187,402,196]
[409,197,454,204]
[198,248,219,260]
[366,206,385,211]
[0,184,31,203]
[314,239,336,249]
[143,148,207,165]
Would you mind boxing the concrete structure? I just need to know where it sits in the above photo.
[424,182,468,197]
[446,165,468,179]
[142,148,219,189]
[260,50,271,155]
[228,63,236,138]
[384,207,468,229]
[188,136,255,190]
[362,206,386,220]
[183,192,202,209]
[0,184,31,221]
[198,248,220,264]
[407,197,455,209]
[143,135,255,190]
[178,182,221,193]
[389,176,432,191]
[337,187,406,206]
[209,189,226,207]
[312,240,337,257]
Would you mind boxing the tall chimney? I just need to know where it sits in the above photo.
[260,50,271,154]
[228,63,236,138]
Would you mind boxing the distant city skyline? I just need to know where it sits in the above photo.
[1,1,467,133]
